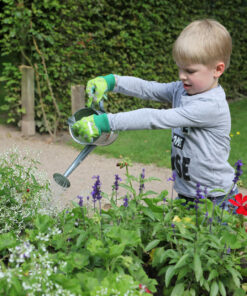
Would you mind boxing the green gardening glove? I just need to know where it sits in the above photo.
[72,114,110,143]
[86,74,116,107]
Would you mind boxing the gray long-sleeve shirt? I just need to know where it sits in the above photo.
[107,76,235,198]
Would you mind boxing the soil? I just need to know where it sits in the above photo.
[1,124,246,210]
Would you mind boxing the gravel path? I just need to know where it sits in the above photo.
[1,124,246,209]
[0,124,176,209]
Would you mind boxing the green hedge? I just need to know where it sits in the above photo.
[0,0,246,132]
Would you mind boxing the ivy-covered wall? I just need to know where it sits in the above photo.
[0,0,246,131]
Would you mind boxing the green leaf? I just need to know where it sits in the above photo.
[171,283,184,296]
[210,281,219,296]
[106,226,141,246]
[218,280,226,296]
[208,269,218,282]
[145,239,160,252]
[222,231,242,249]
[174,253,190,269]
[189,288,196,296]
[119,183,136,194]
[165,265,176,287]
[193,253,203,282]
[226,266,241,288]
[109,244,125,257]
[142,198,163,213]
[0,232,17,251]
[76,232,87,248]
[69,252,89,269]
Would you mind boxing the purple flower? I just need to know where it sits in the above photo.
[77,195,83,207]
[123,196,128,207]
[221,201,226,210]
[227,247,231,254]
[139,168,145,193]
[232,160,243,184]
[113,174,122,192]
[91,175,102,202]
[167,171,176,182]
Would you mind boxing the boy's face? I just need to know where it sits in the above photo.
[177,63,220,95]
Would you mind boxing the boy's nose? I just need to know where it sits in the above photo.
[179,70,186,81]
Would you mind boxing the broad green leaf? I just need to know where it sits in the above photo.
[218,280,226,296]
[222,231,242,249]
[233,288,246,296]
[106,226,141,246]
[174,253,190,269]
[34,214,54,232]
[189,288,196,296]
[208,269,219,282]
[193,253,203,282]
[171,283,184,296]
[109,244,125,257]
[165,265,176,287]
[70,252,89,269]
[141,207,157,221]
[143,198,163,213]
[226,266,241,287]
[210,281,219,296]
[145,239,160,252]
[0,232,17,251]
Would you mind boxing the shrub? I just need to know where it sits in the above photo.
[0,1,246,132]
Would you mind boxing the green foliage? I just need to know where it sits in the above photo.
[0,150,53,235]
[0,152,246,295]
[0,0,246,131]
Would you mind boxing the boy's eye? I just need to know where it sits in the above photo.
[186,69,196,74]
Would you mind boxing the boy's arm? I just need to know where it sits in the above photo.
[113,75,177,104]
[108,98,223,131]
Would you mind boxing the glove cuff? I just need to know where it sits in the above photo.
[93,114,110,133]
[103,74,115,91]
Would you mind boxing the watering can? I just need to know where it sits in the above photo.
[53,101,118,188]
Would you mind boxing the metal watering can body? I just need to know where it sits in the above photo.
[53,104,118,188]
[68,107,118,146]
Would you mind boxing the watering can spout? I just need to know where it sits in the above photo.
[53,145,96,188]
[53,105,118,188]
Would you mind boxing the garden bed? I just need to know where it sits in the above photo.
[0,152,246,295]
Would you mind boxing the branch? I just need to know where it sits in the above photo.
[32,37,61,117]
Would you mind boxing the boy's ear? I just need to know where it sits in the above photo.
[214,62,225,78]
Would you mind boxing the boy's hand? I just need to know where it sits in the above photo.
[72,114,110,143]
[72,115,100,143]
[86,74,115,107]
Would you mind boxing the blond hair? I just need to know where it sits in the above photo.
[173,19,232,69]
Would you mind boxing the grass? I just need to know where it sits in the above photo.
[70,99,247,188]
[70,129,172,167]
[228,99,247,187]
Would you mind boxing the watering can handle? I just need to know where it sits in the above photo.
[99,100,105,113]
[90,86,107,113]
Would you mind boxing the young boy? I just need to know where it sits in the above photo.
[73,19,237,202]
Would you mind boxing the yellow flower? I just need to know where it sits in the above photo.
[173,215,181,222]
[236,131,240,135]
[230,134,233,137]
[183,217,192,223]
[242,283,247,292]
